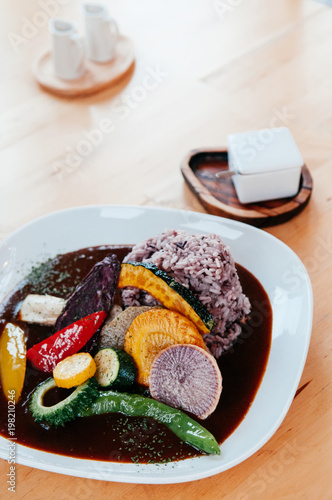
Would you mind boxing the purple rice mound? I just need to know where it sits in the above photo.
[121,229,251,358]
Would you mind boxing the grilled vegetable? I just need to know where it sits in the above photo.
[149,344,222,419]
[99,306,160,350]
[82,390,220,455]
[27,311,107,372]
[0,323,26,403]
[55,254,120,332]
[124,309,208,386]
[30,377,98,427]
[108,304,123,321]
[53,353,96,389]
[118,262,215,334]
[94,348,136,390]
[19,294,66,326]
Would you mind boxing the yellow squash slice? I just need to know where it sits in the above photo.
[53,352,96,389]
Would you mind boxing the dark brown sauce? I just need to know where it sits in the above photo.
[0,245,272,463]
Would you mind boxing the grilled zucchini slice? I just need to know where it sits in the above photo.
[94,348,136,390]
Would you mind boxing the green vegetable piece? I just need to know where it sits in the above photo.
[82,390,221,455]
[30,377,98,427]
[94,348,136,390]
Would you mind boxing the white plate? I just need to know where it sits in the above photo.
[0,205,312,484]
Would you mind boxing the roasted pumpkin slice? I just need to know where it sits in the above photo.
[118,262,215,335]
[124,308,208,386]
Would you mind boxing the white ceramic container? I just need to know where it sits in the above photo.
[49,19,85,80]
[81,3,119,63]
[227,127,303,204]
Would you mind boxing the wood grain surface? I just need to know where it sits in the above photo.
[1,1,332,499]
[181,149,313,226]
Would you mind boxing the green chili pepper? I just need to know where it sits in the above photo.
[82,390,221,455]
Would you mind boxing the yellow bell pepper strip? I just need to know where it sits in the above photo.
[0,323,26,403]
[27,310,106,373]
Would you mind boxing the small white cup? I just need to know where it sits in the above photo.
[81,3,119,63]
[49,19,85,80]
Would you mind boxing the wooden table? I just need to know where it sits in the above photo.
[1,0,332,498]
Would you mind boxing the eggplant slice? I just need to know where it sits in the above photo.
[149,344,222,419]
[54,254,120,332]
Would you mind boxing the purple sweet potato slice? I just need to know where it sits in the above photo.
[149,344,222,419]
[54,254,120,332]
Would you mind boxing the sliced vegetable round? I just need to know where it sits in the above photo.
[53,352,96,389]
[99,306,159,350]
[94,348,136,390]
[124,309,208,386]
[118,262,215,334]
[149,344,222,419]
[29,377,98,427]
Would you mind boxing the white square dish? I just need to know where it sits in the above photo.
[0,205,313,483]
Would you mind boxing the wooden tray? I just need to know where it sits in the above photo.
[181,149,313,227]
[33,34,135,97]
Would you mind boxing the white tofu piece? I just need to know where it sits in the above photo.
[19,294,66,326]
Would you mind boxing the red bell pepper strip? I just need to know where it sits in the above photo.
[27,310,106,373]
